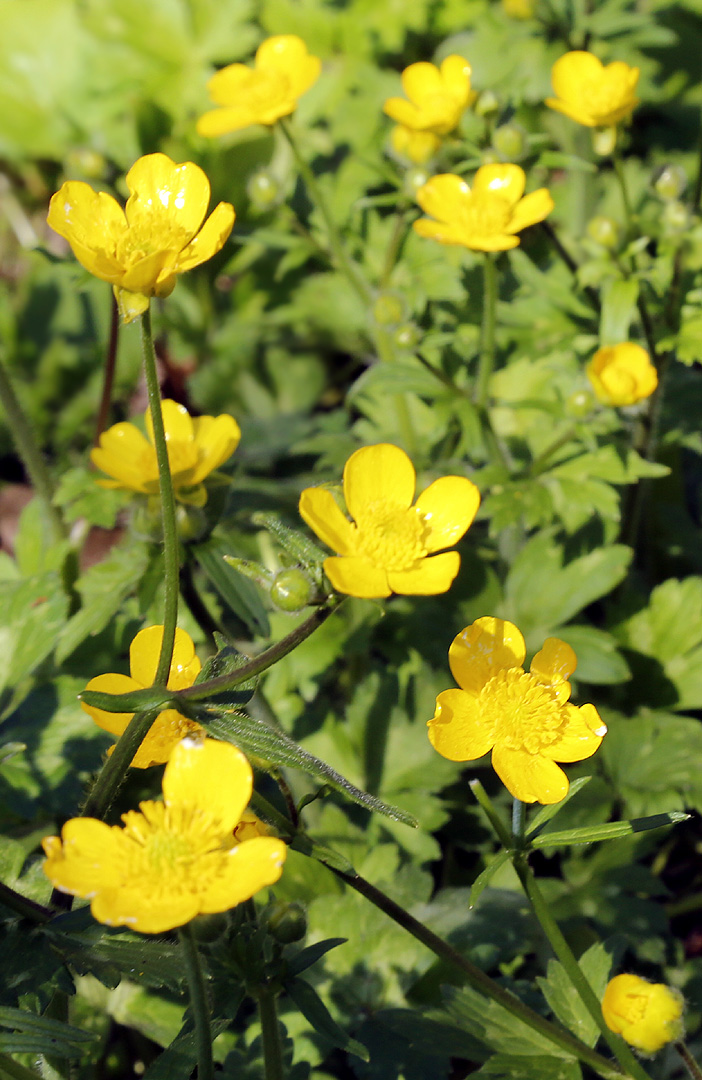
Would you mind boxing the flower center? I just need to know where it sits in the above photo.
[480,668,566,754]
[116,220,191,268]
[460,193,512,238]
[241,68,291,111]
[355,502,429,570]
[581,72,631,119]
[120,801,229,898]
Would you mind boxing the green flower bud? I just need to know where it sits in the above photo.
[475,90,499,117]
[565,388,595,418]
[175,503,208,543]
[191,912,229,943]
[373,291,407,329]
[394,322,421,350]
[591,126,617,157]
[492,123,527,161]
[653,164,687,201]
[266,900,307,944]
[403,167,431,197]
[246,169,280,210]
[587,215,620,249]
[65,148,108,180]
[270,568,314,612]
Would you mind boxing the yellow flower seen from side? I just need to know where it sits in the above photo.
[384,56,476,136]
[47,153,235,323]
[42,737,287,934]
[586,343,658,407]
[428,617,607,804]
[414,165,554,252]
[390,124,441,165]
[299,443,480,599]
[546,51,639,129]
[92,399,240,508]
[197,35,321,138]
[82,625,203,769]
[602,974,684,1054]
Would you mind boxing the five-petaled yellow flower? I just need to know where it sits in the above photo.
[298,443,480,599]
[587,343,658,407]
[428,617,607,804]
[546,51,639,128]
[47,153,235,323]
[92,399,240,508]
[602,975,684,1054]
[414,165,554,252]
[384,56,476,136]
[197,35,321,138]
[82,625,203,768]
[42,737,287,934]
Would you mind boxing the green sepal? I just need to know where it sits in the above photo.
[203,711,418,827]
[221,555,274,589]
[251,511,328,566]
[78,687,176,713]
[530,811,689,849]
[284,976,369,1061]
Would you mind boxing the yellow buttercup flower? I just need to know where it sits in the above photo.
[414,166,554,252]
[82,625,203,769]
[587,343,658,407]
[298,443,480,599]
[47,153,235,323]
[384,56,475,136]
[92,399,241,508]
[197,35,321,138]
[390,124,441,165]
[546,51,639,128]
[602,975,684,1053]
[428,617,607,804]
[42,738,287,934]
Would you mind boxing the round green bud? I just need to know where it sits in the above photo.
[404,167,431,197]
[591,125,617,157]
[270,569,313,612]
[587,215,620,249]
[492,123,526,161]
[191,913,229,943]
[475,90,499,117]
[266,900,307,944]
[662,199,689,232]
[373,291,407,329]
[653,163,687,201]
[246,169,280,210]
[565,388,595,418]
[65,148,107,180]
[175,503,209,543]
[394,322,421,350]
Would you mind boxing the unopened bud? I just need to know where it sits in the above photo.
[266,900,307,944]
[565,389,595,418]
[653,164,686,201]
[270,568,313,612]
[587,215,620,249]
[404,167,431,197]
[475,90,499,118]
[492,123,526,161]
[373,292,406,329]
[246,169,280,210]
[394,323,421,350]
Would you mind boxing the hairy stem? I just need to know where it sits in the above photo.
[179,923,214,1080]
[258,986,286,1080]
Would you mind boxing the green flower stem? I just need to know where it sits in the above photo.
[0,353,66,544]
[475,252,497,410]
[512,854,653,1080]
[140,306,179,685]
[176,602,339,703]
[528,423,582,478]
[612,148,634,233]
[81,707,159,820]
[380,208,410,289]
[0,880,51,923]
[179,922,214,1080]
[249,791,629,1080]
[539,220,601,313]
[258,986,286,1080]
[278,118,372,306]
[676,1042,702,1080]
[512,798,527,841]
[470,780,514,849]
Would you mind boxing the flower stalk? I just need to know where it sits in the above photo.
[676,1042,702,1080]
[258,986,286,1080]
[179,922,215,1080]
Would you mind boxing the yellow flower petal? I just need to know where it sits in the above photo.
[492,744,570,803]
[428,688,496,761]
[587,343,657,406]
[81,673,140,737]
[176,202,236,273]
[188,414,242,484]
[92,887,199,934]
[383,97,423,128]
[440,55,474,107]
[530,637,577,685]
[255,34,321,99]
[343,443,416,520]
[415,476,481,552]
[602,975,684,1054]
[390,125,441,164]
[124,153,210,241]
[472,163,526,203]
[448,618,526,694]
[415,174,471,223]
[506,188,555,233]
[547,51,639,127]
[387,551,461,594]
[162,738,253,834]
[146,399,194,447]
[43,819,123,897]
[402,61,444,105]
[199,837,287,912]
[205,63,252,106]
[543,703,607,762]
[551,50,604,102]
[298,487,356,556]
[47,184,127,284]
[129,625,200,690]
[323,555,391,598]
[197,105,259,137]
[90,422,154,492]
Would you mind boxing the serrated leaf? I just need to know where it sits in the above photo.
[0,573,68,695]
[537,942,614,1049]
[475,1052,582,1079]
[442,985,575,1059]
[195,538,270,636]
[532,811,688,848]
[284,976,369,1061]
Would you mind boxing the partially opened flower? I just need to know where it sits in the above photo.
[47,153,235,322]
[587,343,657,407]
[414,166,553,251]
[390,124,441,165]
[384,56,475,136]
[82,625,203,768]
[546,51,639,128]
[42,737,287,933]
[602,975,684,1053]
[92,399,240,507]
[428,617,607,804]
[299,443,480,598]
[197,35,321,138]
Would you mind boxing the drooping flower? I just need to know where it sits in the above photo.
[428,617,607,804]
[383,56,476,136]
[586,343,657,407]
[602,975,684,1054]
[197,35,321,138]
[414,166,553,252]
[47,153,235,322]
[92,399,240,507]
[298,443,480,598]
[82,625,203,768]
[546,51,639,129]
[390,124,441,165]
[42,737,287,934]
